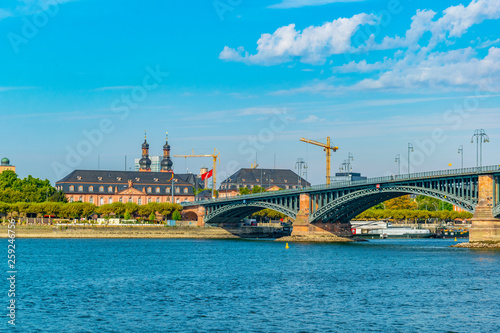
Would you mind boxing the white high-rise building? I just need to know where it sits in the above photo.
[135,156,161,172]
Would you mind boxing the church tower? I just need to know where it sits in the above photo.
[139,131,152,172]
[161,132,173,172]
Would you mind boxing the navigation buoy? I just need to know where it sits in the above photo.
[454,237,457,242]
[286,243,289,249]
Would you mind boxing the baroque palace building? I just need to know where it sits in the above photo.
[56,134,198,205]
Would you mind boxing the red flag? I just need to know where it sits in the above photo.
[201,169,213,180]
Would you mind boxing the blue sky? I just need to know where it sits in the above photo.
[1,0,500,185]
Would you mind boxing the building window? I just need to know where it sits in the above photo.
[108,186,113,193]
[166,187,171,193]
[89,186,94,192]
[77,176,82,180]
[175,187,180,194]
[183,188,188,194]
[154,178,158,182]
[78,186,83,192]
[69,186,74,192]
[99,197,104,206]
[147,187,152,193]
[293,186,296,189]
[70,197,74,202]
[128,197,132,203]
[89,197,94,204]
[156,198,160,203]
[256,179,259,182]
[98,186,104,192]
[117,177,122,181]
[135,177,140,181]
[284,179,288,183]
[138,198,142,205]
[148,198,151,203]
[119,197,122,203]
[98,177,102,181]
[285,185,289,189]
[79,197,83,202]
[156,187,160,193]
[108,197,112,204]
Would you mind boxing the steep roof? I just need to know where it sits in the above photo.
[220,168,310,187]
[56,170,190,185]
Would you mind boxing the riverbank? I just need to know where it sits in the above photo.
[452,241,500,249]
[0,225,241,239]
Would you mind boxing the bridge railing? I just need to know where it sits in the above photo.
[183,164,500,206]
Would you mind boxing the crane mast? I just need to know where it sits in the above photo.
[173,148,220,198]
[300,137,339,185]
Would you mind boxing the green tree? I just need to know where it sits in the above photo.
[172,209,182,221]
[239,187,250,195]
[384,195,417,210]
[124,211,131,220]
[149,212,156,222]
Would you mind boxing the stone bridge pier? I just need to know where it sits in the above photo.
[182,206,206,227]
[470,175,500,243]
[291,193,351,238]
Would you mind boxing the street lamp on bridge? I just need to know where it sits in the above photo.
[395,154,401,176]
[458,145,464,169]
[408,143,414,175]
[471,129,489,168]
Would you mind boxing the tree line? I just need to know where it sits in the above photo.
[0,170,66,203]
[0,201,183,222]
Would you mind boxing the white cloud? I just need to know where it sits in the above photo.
[219,13,377,65]
[333,59,393,73]
[269,0,363,9]
[354,47,500,92]
[302,115,321,123]
[360,0,500,52]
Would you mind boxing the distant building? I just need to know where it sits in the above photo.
[0,157,15,174]
[219,168,310,198]
[331,172,367,183]
[56,134,198,205]
[135,156,161,172]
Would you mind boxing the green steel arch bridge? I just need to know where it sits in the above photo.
[182,165,500,242]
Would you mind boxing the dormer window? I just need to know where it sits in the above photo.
[284,179,288,183]
[154,178,159,182]
[256,179,259,182]
[77,176,82,180]
[98,177,102,181]
[117,177,122,181]
[135,177,140,181]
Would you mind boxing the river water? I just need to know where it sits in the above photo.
[3,239,500,332]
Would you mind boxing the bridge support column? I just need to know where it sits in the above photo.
[470,175,500,243]
[289,194,351,241]
[182,206,205,227]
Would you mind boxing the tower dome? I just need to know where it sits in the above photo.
[161,132,173,172]
[1,157,10,166]
[139,132,151,172]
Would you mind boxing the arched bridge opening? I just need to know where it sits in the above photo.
[310,186,476,224]
[205,201,297,225]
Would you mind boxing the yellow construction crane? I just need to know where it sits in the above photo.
[173,149,220,197]
[300,137,339,185]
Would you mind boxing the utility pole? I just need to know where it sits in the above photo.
[395,154,401,176]
[408,143,414,175]
[346,153,353,180]
[295,158,307,188]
